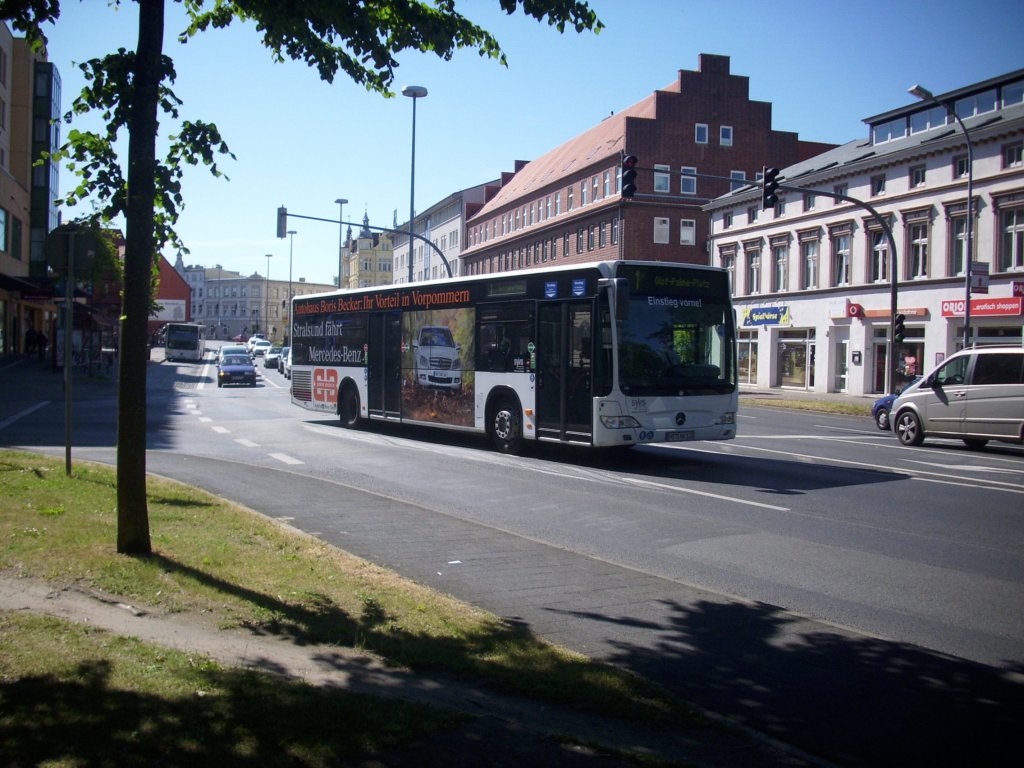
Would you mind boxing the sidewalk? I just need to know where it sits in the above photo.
[0,353,119,429]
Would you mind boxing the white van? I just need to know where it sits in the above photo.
[891,345,1024,449]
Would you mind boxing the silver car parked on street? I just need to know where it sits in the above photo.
[891,346,1024,449]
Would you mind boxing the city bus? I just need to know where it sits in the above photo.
[163,322,206,362]
[290,260,737,453]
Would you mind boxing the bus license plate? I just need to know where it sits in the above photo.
[666,430,695,442]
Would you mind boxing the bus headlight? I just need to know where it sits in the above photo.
[718,411,736,425]
[600,415,642,429]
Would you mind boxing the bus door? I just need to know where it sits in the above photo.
[537,301,593,443]
[367,312,403,418]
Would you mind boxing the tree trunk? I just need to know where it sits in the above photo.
[117,0,164,555]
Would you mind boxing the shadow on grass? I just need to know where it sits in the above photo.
[0,654,451,767]
[143,553,676,724]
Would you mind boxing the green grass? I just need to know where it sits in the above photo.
[742,397,872,417]
[0,612,456,767]
[1,450,693,764]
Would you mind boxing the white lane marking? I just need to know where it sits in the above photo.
[235,439,259,448]
[269,452,303,465]
[684,442,1024,493]
[212,426,230,434]
[0,401,50,431]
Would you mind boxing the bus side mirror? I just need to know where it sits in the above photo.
[600,278,629,321]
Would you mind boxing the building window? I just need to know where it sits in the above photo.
[680,219,696,246]
[774,198,786,217]
[580,181,588,206]
[555,192,561,216]
[746,249,761,295]
[870,230,888,283]
[747,206,759,223]
[1000,207,1024,271]
[910,165,927,188]
[567,186,574,210]
[720,250,736,294]
[592,175,600,201]
[909,223,929,279]
[801,240,818,289]
[563,233,570,256]
[602,171,611,198]
[871,174,886,196]
[803,193,816,212]
[950,215,968,276]
[654,164,671,193]
[723,212,733,229]
[910,105,946,134]
[695,123,709,144]
[1005,79,1024,106]
[587,226,595,250]
[599,221,607,248]
[872,116,906,144]
[956,89,997,119]
[680,166,697,195]
[834,183,848,201]
[773,245,788,292]
[1004,142,1023,169]
[730,170,746,192]
[576,229,584,252]
[832,233,851,286]
[653,217,670,244]
[953,155,969,179]
[720,125,733,146]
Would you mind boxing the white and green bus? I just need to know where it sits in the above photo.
[290,260,737,453]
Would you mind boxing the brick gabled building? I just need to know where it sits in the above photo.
[459,54,833,277]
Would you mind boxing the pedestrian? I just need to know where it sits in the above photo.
[36,332,47,361]
[25,328,37,355]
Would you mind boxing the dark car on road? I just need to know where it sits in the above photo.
[217,354,258,388]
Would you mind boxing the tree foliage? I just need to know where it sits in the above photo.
[1,0,602,555]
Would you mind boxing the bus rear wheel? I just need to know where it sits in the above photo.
[339,383,362,429]
[488,396,523,454]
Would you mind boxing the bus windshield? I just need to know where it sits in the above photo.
[615,265,736,397]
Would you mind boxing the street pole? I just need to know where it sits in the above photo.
[334,198,348,288]
[909,84,974,349]
[287,230,296,345]
[264,253,272,336]
[402,85,427,284]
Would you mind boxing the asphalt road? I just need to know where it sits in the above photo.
[3,351,1022,767]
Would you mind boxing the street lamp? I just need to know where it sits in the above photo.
[334,198,348,288]
[264,253,272,336]
[287,230,297,345]
[909,83,974,348]
[402,84,427,284]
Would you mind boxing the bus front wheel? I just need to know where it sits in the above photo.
[339,383,362,429]
[488,396,523,454]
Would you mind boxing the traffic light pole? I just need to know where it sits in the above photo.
[276,209,453,279]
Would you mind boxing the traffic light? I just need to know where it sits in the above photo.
[894,313,906,343]
[276,206,288,239]
[762,166,780,209]
[621,154,638,198]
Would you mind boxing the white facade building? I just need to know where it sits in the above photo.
[706,69,1024,396]
[392,181,496,284]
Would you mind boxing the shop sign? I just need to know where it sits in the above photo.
[1012,281,1024,297]
[940,297,1023,317]
[742,305,791,326]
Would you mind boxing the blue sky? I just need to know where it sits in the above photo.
[40,0,1023,286]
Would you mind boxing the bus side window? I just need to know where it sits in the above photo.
[477,303,534,374]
